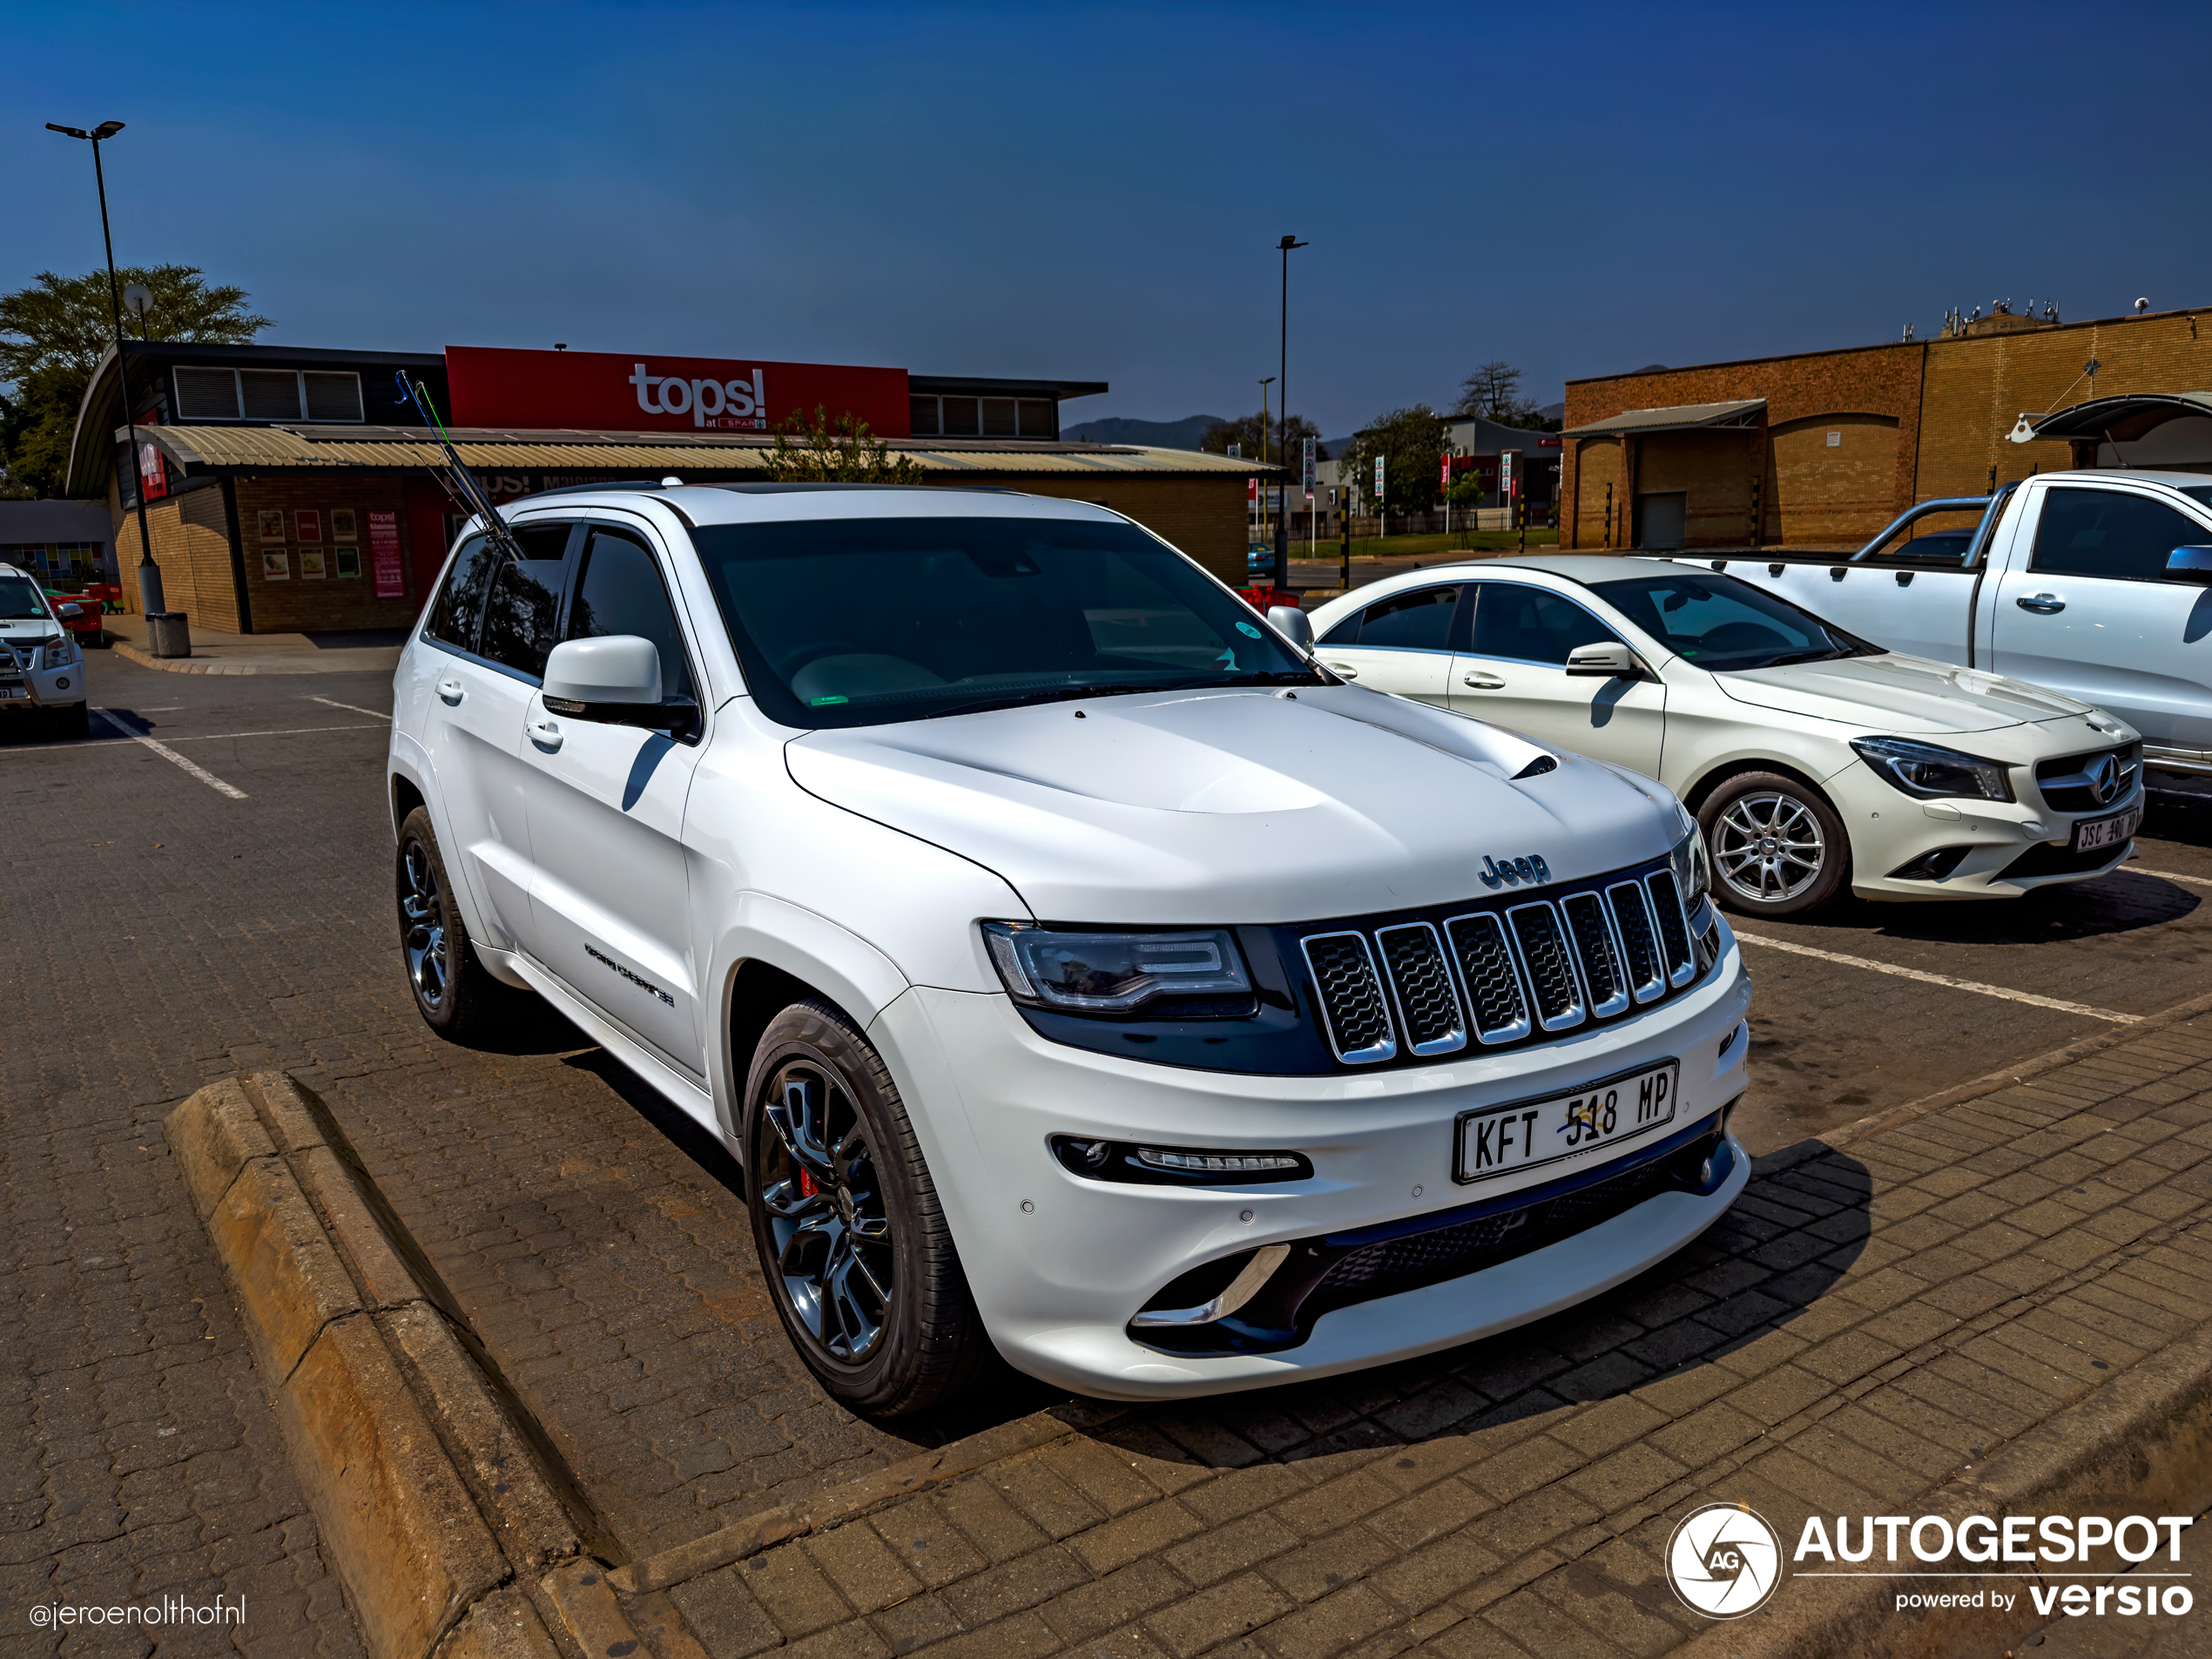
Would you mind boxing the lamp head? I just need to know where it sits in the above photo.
[91,120,125,138]
[1278,235,1308,250]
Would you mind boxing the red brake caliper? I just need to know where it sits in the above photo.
[798,1168,818,1198]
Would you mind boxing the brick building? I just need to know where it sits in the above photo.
[1559,301,2212,550]
[64,341,1258,632]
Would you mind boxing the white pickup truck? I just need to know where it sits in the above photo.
[1674,469,2212,781]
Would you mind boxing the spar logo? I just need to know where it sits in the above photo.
[1669,1503,1783,1619]
[630,362,768,429]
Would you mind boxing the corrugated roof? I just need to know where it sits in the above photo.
[1558,398,1766,437]
[129,423,1268,476]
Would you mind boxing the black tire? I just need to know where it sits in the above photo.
[57,702,90,741]
[745,1000,991,1415]
[1697,770,1851,918]
[395,806,502,1038]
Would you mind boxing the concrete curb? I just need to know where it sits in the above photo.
[1680,1317,2212,1659]
[164,1072,637,1659]
[608,1398,1133,1596]
[111,638,260,674]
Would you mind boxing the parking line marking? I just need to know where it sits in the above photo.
[309,696,390,720]
[92,708,248,799]
[2134,867,2212,888]
[1732,929,2140,1023]
[164,723,385,742]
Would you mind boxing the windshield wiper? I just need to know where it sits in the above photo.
[1753,648,1847,668]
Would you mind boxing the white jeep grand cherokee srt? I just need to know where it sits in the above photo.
[387,484,1753,1412]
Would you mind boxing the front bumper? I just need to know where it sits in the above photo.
[0,661,83,710]
[872,926,1753,1399]
[1830,760,2142,901]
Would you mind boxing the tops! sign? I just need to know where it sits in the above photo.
[444,346,910,437]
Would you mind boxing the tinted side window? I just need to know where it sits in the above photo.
[1469,583,1618,665]
[479,525,576,678]
[2032,488,2209,582]
[1354,584,1461,650]
[565,529,695,702]
[424,536,496,651]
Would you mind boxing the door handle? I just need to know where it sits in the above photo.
[2015,593,2066,614]
[1462,671,1507,689]
[1324,662,1359,678]
[435,676,464,705]
[527,717,563,752]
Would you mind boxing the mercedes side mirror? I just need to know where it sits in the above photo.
[1266,604,1314,650]
[1565,641,1642,678]
[542,636,692,734]
[2165,547,2212,583]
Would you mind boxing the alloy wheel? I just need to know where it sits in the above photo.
[1712,791,1827,903]
[400,840,450,1009]
[759,1060,894,1366]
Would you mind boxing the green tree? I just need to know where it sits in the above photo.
[0,265,270,497]
[1200,411,1324,467]
[1339,405,1451,516]
[763,404,922,483]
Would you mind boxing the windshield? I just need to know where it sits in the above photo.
[0,575,51,621]
[691,515,1319,728]
[1595,571,1867,671]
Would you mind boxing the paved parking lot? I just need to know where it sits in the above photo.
[7,647,2212,1652]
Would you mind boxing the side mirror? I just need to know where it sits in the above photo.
[542,635,692,735]
[1565,641,1642,678]
[2165,547,2212,583]
[55,604,83,619]
[1266,604,1314,650]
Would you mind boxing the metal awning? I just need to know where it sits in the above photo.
[2019,392,2212,444]
[1559,398,1765,438]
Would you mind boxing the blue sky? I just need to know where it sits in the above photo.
[7,1,2205,436]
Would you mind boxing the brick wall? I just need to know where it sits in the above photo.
[231,477,422,634]
[1563,341,1925,549]
[1769,412,1902,544]
[1628,428,1764,547]
[118,486,243,630]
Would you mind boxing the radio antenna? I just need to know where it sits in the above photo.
[395,372,523,560]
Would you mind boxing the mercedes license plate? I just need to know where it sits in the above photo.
[1454,1060,1679,1184]
[2073,805,2141,854]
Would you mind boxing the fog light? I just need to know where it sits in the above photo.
[1050,1135,1312,1185]
[1698,1157,1715,1186]
[55,677,70,691]
[1138,1148,1301,1175]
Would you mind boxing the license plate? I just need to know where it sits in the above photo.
[1455,1060,1680,1184]
[0,685,22,699]
[2073,805,2141,853]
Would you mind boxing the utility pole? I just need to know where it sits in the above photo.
[47,119,166,629]
[1274,235,1307,591]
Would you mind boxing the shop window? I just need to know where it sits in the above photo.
[1017,399,1056,439]
[940,397,980,436]
[239,370,304,420]
[909,396,940,436]
[981,398,1018,437]
[167,367,366,423]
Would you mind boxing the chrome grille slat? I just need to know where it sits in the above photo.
[1375,923,1467,1056]
[1560,891,1630,1019]
[1301,932,1398,1064]
[1443,913,1534,1044]
[1646,871,1696,988]
[1605,881,1669,1003]
[1506,901,1586,1031]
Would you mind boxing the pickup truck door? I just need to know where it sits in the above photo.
[1987,482,2212,750]
[1312,581,1460,705]
[1448,580,1667,776]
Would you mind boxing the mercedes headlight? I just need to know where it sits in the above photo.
[1851,737,2013,802]
[982,922,1252,1015]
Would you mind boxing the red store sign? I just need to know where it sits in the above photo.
[446,346,911,437]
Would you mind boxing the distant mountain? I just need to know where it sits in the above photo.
[1062,414,1223,450]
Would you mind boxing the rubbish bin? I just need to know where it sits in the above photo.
[146,611,192,659]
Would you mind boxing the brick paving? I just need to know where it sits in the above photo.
[631,1019,2212,1657]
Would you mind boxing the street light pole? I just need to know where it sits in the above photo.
[1257,377,1274,558]
[1274,234,1307,591]
[46,119,163,618]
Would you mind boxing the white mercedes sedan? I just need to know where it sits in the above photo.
[1304,556,2143,917]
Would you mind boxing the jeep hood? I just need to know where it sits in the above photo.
[783,685,1683,924]
[1712,652,2092,734]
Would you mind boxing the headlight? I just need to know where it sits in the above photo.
[1850,737,2013,802]
[982,922,1252,1015]
[1669,823,1710,907]
[43,636,78,669]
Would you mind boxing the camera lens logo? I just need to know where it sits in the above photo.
[1667,1503,1782,1619]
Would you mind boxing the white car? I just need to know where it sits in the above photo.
[1305,556,2144,917]
[0,564,90,738]
[388,488,1751,1410]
